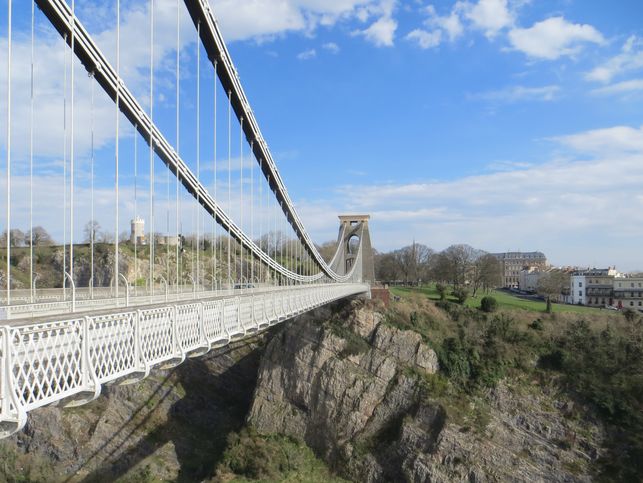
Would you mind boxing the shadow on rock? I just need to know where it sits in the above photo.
[77,339,263,483]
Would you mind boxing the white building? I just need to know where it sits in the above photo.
[571,275,586,305]
[130,217,145,245]
[613,277,643,311]
[570,267,623,307]
[518,267,541,293]
[155,234,179,246]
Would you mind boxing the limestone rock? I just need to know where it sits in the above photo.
[247,301,602,483]
[348,303,383,338]
[371,323,439,373]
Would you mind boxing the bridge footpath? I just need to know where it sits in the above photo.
[0,283,369,437]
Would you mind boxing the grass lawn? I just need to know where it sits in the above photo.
[390,284,611,315]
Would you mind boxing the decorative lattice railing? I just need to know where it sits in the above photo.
[0,283,368,438]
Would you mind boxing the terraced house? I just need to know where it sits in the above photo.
[584,268,618,308]
[491,251,548,288]
[614,277,643,310]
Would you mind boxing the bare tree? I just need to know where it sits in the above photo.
[84,220,101,244]
[24,226,53,247]
[395,243,433,284]
[471,254,502,296]
[98,230,114,243]
[317,240,338,263]
[429,252,452,284]
[537,270,570,313]
[0,229,25,247]
[441,244,477,288]
[375,252,401,282]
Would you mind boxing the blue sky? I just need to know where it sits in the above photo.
[2,0,643,271]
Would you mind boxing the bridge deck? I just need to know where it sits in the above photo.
[0,284,369,438]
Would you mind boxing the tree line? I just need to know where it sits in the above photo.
[375,243,503,296]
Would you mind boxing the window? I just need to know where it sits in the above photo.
[578,282,583,288]
[632,283,635,288]
[639,301,642,306]
[579,291,582,296]
[631,301,634,307]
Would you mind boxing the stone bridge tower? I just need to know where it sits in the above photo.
[329,215,375,283]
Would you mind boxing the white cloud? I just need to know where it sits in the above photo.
[0,0,198,160]
[438,10,465,41]
[586,35,643,83]
[405,3,465,49]
[210,0,380,41]
[322,42,341,54]
[424,5,464,42]
[354,15,398,47]
[508,17,605,60]
[486,160,533,171]
[406,29,442,49]
[591,79,643,96]
[210,0,405,47]
[294,125,643,270]
[472,84,561,102]
[352,0,398,47]
[552,125,643,156]
[297,48,317,60]
[462,0,514,38]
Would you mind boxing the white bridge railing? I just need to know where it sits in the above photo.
[0,284,329,320]
[0,283,368,438]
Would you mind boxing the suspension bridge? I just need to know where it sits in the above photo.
[0,0,375,438]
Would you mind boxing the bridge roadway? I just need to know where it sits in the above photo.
[0,283,369,437]
[0,284,344,320]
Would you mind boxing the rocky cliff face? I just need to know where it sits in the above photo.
[248,299,603,482]
[0,299,605,482]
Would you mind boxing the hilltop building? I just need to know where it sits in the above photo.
[518,266,541,293]
[130,217,145,245]
[492,251,548,288]
[155,234,179,246]
[570,267,621,307]
[130,217,178,246]
[613,276,643,310]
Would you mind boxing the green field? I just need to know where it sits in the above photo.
[390,284,611,315]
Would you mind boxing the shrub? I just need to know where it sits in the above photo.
[622,308,638,323]
[437,337,473,385]
[539,320,643,481]
[480,296,498,313]
[436,283,447,300]
[529,318,544,331]
[452,287,469,305]
[329,323,370,357]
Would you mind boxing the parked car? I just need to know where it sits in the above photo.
[233,283,255,290]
